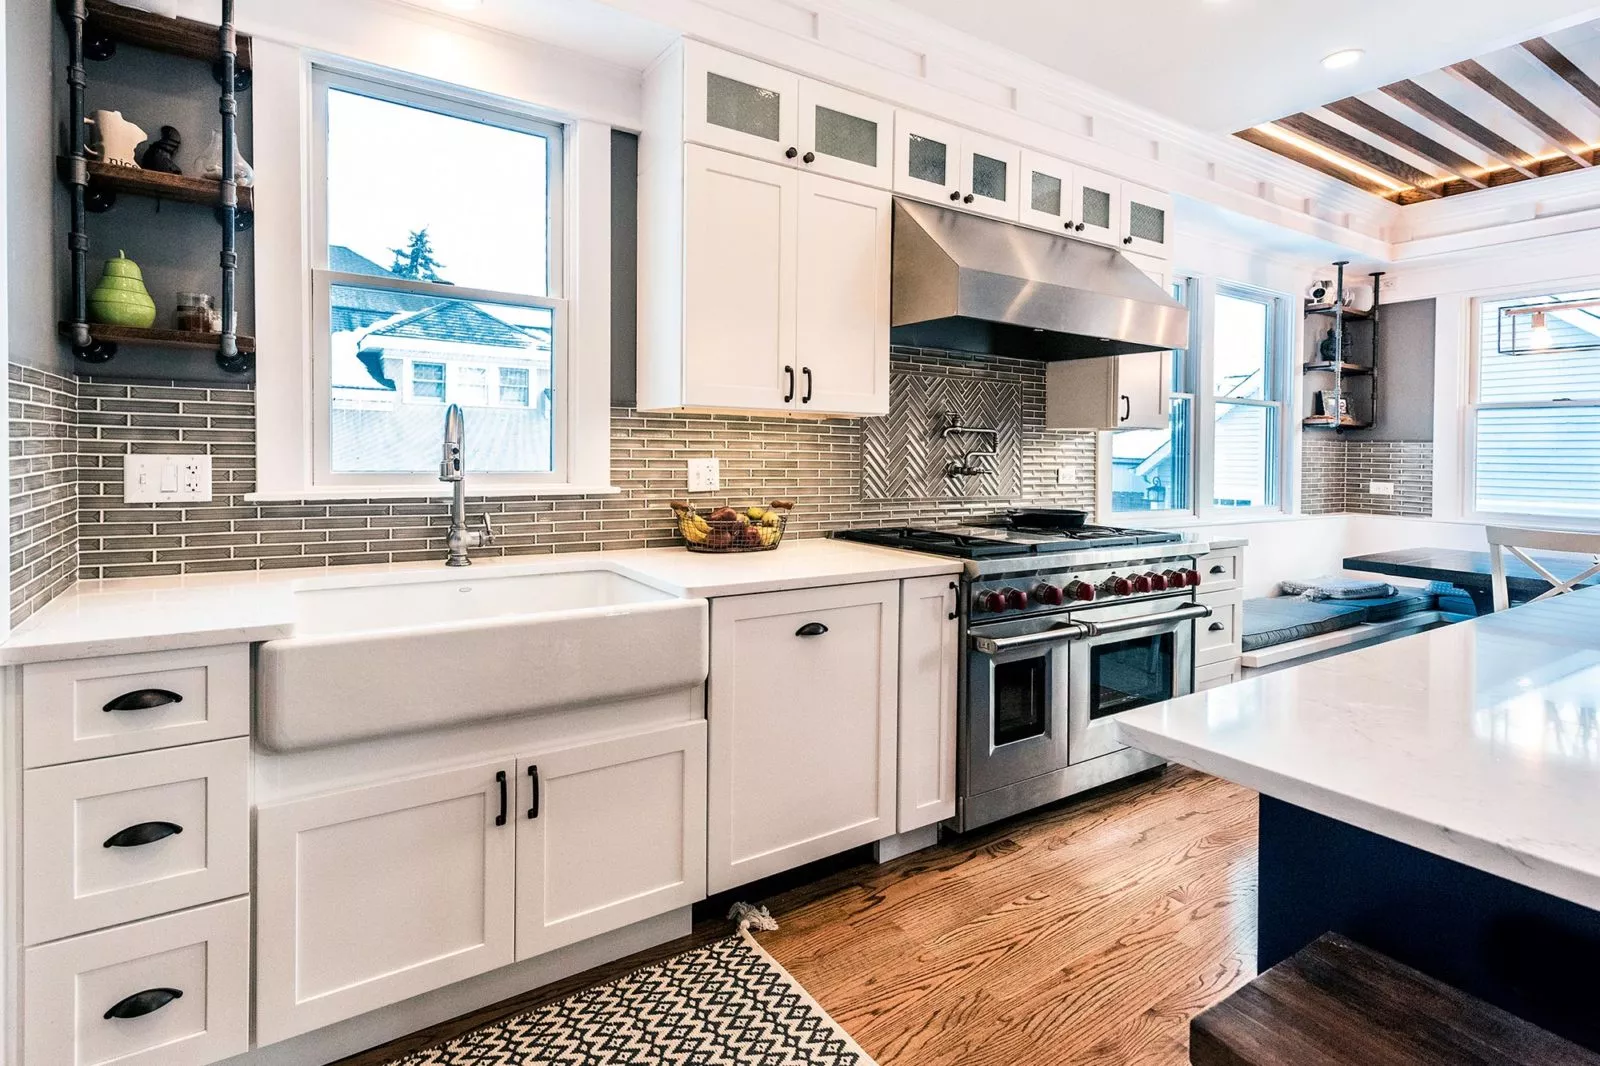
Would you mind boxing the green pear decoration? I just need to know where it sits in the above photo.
[89,251,157,328]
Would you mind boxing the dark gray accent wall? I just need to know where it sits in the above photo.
[611,130,638,406]
[1353,297,1435,443]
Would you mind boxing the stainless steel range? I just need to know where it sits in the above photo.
[834,518,1210,832]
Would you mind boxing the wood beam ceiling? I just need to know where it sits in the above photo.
[1234,127,1399,198]
[1272,112,1442,197]
[1322,97,1489,189]
[1379,80,1541,178]
[1445,58,1592,166]
[1521,37,1600,119]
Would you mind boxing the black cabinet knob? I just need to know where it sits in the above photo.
[963,194,975,204]
[1075,223,1086,232]
[1123,236,1134,245]
[949,191,961,201]
[785,146,798,159]
[802,151,815,163]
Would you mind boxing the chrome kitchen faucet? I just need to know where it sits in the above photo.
[440,403,493,567]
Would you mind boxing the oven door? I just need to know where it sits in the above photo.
[964,619,1073,798]
[1067,599,1202,764]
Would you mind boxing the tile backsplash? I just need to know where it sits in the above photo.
[1299,434,1432,518]
[9,349,1098,621]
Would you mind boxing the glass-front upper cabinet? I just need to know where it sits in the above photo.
[798,81,893,188]
[1122,181,1173,259]
[684,43,800,166]
[1019,150,1075,234]
[959,132,1021,221]
[1072,166,1122,247]
[893,111,964,204]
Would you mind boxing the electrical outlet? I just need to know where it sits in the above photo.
[125,454,212,503]
[1369,481,1395,496]
[686,457,721,493]
[1057,465,1078,486]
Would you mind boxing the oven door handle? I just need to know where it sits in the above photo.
[970,604,1212,655]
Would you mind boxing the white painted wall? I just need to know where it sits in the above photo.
[6,0,60,374]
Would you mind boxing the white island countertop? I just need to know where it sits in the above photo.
[0,538,961,665]
[1117,587,1600,911]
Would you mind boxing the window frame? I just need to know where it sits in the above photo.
[1108,275,1198,521]
[1207,281,1288,515]
[307,66,571,492]
[1465,287,1600,526]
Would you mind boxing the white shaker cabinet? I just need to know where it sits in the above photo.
[515,722,707,960]
[708,582,899,893]
[897,576,959,832]
[798,78,894,187]
[958,131,1021,221]
[795,172,892,414]
[1072,165,1123,247]
[893,111,965,204]
[254,760,518,1044]
[1121,181,1174,259]
[1019,150,1077,235]
[1045,350,1171,431]
[682,43,801,166]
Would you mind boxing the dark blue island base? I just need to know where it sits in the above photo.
[1259,796,1600,1054]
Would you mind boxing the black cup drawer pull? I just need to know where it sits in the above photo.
[795,622,830,637]
[103,689,183,713]
[104,987,183,1020]
[1208,622,1226,632]
[1209,564,1226,575]
[103,821,183,849]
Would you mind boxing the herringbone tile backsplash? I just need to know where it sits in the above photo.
[9,348,1099,623]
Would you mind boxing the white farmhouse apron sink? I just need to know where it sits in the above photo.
[256,568,708,751]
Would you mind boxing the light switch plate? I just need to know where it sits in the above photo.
[686,457,720,493]
[1369,481,1395,497]
[124,454,213,503]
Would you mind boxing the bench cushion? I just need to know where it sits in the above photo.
[1242,597,1366,653]
[1332,588,1436,624]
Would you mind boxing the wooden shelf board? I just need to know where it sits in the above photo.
[1303,362,1374,375]
[85,0,253,70]
[61,322,256,353]
[70,159,253,211]
[1304,303,1375,321]
[1302,416,1372,430]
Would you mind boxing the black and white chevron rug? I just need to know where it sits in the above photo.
[389,933,875,1065]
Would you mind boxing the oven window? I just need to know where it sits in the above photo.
[993,656,1049,746]
[1089,634,1175,719]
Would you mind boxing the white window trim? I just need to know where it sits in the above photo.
[251,47,613,500]
[1107,275,1199,523]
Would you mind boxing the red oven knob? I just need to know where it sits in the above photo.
[1100,575,1134,597]
[1145,571,1168,591]
[1066,580,1096,602]
[975,590,1005,614]
[1161,570,1184,589]
[1130,573,1153,593]
[1033,583,1065,606]
[1181,568,1201,588]
[1003,587,1030,611]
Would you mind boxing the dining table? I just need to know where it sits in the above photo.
[1343,546,1600,615]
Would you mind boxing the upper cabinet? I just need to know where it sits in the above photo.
[1073,166,1122,247]
[893,113,1020,221]
[959,132,1021,221]
[1019,150,1076,234]
[1122,181,1174,258]
[799,80,895,188]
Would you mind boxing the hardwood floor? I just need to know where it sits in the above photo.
[342,767,1257,1066]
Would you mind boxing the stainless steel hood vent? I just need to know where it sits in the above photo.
[891,199,1189,361]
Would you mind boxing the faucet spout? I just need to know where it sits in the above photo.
[439,404,491,566]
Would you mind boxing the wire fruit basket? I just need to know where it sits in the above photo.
[670,500,794,553]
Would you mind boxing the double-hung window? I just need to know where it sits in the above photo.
[1110,278,1195,516]
[311,68,566,486]
[1471,289,1600,520]
[1211,284,1284,510]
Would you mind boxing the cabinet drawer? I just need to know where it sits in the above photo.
[1197,548,1242,594]
[1196,595,1241,666]
[24,739,249,945]
[23,645,250,768]
[1196,660,1242,691]
[24,896,249,1066]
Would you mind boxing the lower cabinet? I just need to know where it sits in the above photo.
[708,582,899,893]
[255,721,707,1044]
[897,575,958,832]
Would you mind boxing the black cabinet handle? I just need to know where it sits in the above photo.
[801,367,813,404]
[949,190,961,201]
[796,622,830,637]
[1208,622,1226,632]
[783,365,795,403]
[802,151,815,163]
[103,821,183,849]
[785,146,798,159]
[1120,395,1131,422]
[963,193,975,204]
[103,689,182,713]
[1210,564,1226,575]
[527,764,540,820]
[495,770,508,827]
[104,987,182,1020]
[948,581,959,620]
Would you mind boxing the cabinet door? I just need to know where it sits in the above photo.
[798,79,893,188]
[1073,165,1122,246]
[516,721,707,961]
[1019,150,1075,234]
[1122,181,1173,258]
[254,761,516,1045]
[960,132,1021,220]
[893,111,963,204]
[709,582,899,893]
[897,577,958,832]
[1045,358,1118,430]
[683,145,797,411]
[795,174,891,416]
[683,42,800,166]
[1115,350,1172,430]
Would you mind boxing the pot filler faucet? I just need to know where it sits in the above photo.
[440,403,494,567]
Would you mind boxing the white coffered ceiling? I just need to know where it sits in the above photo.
[885,0,1600,132]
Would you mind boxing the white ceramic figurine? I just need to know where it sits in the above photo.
[84,110,148,168]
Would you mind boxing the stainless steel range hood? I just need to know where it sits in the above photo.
[891,198,1189,361]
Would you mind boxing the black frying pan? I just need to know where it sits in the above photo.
[1004,508,1089,530]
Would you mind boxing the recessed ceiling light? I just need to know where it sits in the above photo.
[1322,48,1365,70]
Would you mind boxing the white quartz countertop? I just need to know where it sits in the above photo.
[1116,587,1600,910]
[0,539,961,665]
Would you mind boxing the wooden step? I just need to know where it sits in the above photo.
[1191,933,1600,1065]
